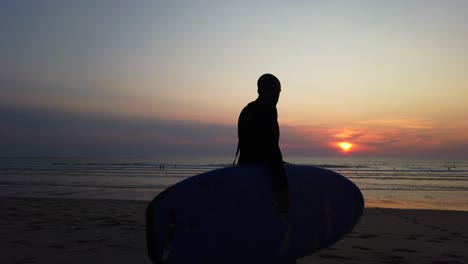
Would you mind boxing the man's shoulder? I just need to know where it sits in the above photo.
[239,101,255,121]
[240,101,276,123]
[244,99,275,111]
[240,100,257,114]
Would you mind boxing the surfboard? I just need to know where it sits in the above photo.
[146,164,364,264]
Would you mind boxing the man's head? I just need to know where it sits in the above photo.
[257,73,281,105]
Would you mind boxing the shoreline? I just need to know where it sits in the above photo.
[3,193,468,212]
[2,197,468,263]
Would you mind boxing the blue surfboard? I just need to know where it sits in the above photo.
[146,164,364,263]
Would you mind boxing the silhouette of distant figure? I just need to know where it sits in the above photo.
[234,73,289,214]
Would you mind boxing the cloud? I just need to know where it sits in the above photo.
[0,105,236,157]
[279,120,468,158]
[0,105,353,158]
[332,129,364,140]
[1,105,467,158]
[356,118,436,129]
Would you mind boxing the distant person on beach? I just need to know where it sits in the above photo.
[234,73,289,214]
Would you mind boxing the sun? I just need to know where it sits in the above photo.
[338,142,353,152]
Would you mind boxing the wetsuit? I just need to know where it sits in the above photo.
[237,98,289,212]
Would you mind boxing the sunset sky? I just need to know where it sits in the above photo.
[1,1,468,158]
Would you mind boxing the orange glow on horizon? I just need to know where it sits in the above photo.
[338,142,353,152]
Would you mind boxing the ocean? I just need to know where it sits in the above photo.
[1,157,467,211]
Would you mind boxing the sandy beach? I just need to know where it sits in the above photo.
[1,197,467,264]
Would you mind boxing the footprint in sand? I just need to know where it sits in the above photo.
[428,236,452,243]
[9,240,32,247]
[441,253,463,259]
[393,248,419,253]
[352,245,372,251]
[319,253,352,260]
[50,244,72,250]
[12,256,38,264]
[356,234,380,239]
[380,254,406,264]
[74,247,99,254]
[407,233,425,239]
[325,247,340,251]
[7,207,20,212]
[435,236,451,241]
[106,243,135,250]
[431,261,464,264]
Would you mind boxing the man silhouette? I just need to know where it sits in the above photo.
[235,73,289,214]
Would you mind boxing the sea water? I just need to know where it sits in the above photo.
[1,157,467,211]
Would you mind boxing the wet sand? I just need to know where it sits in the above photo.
[1,197,467,264]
